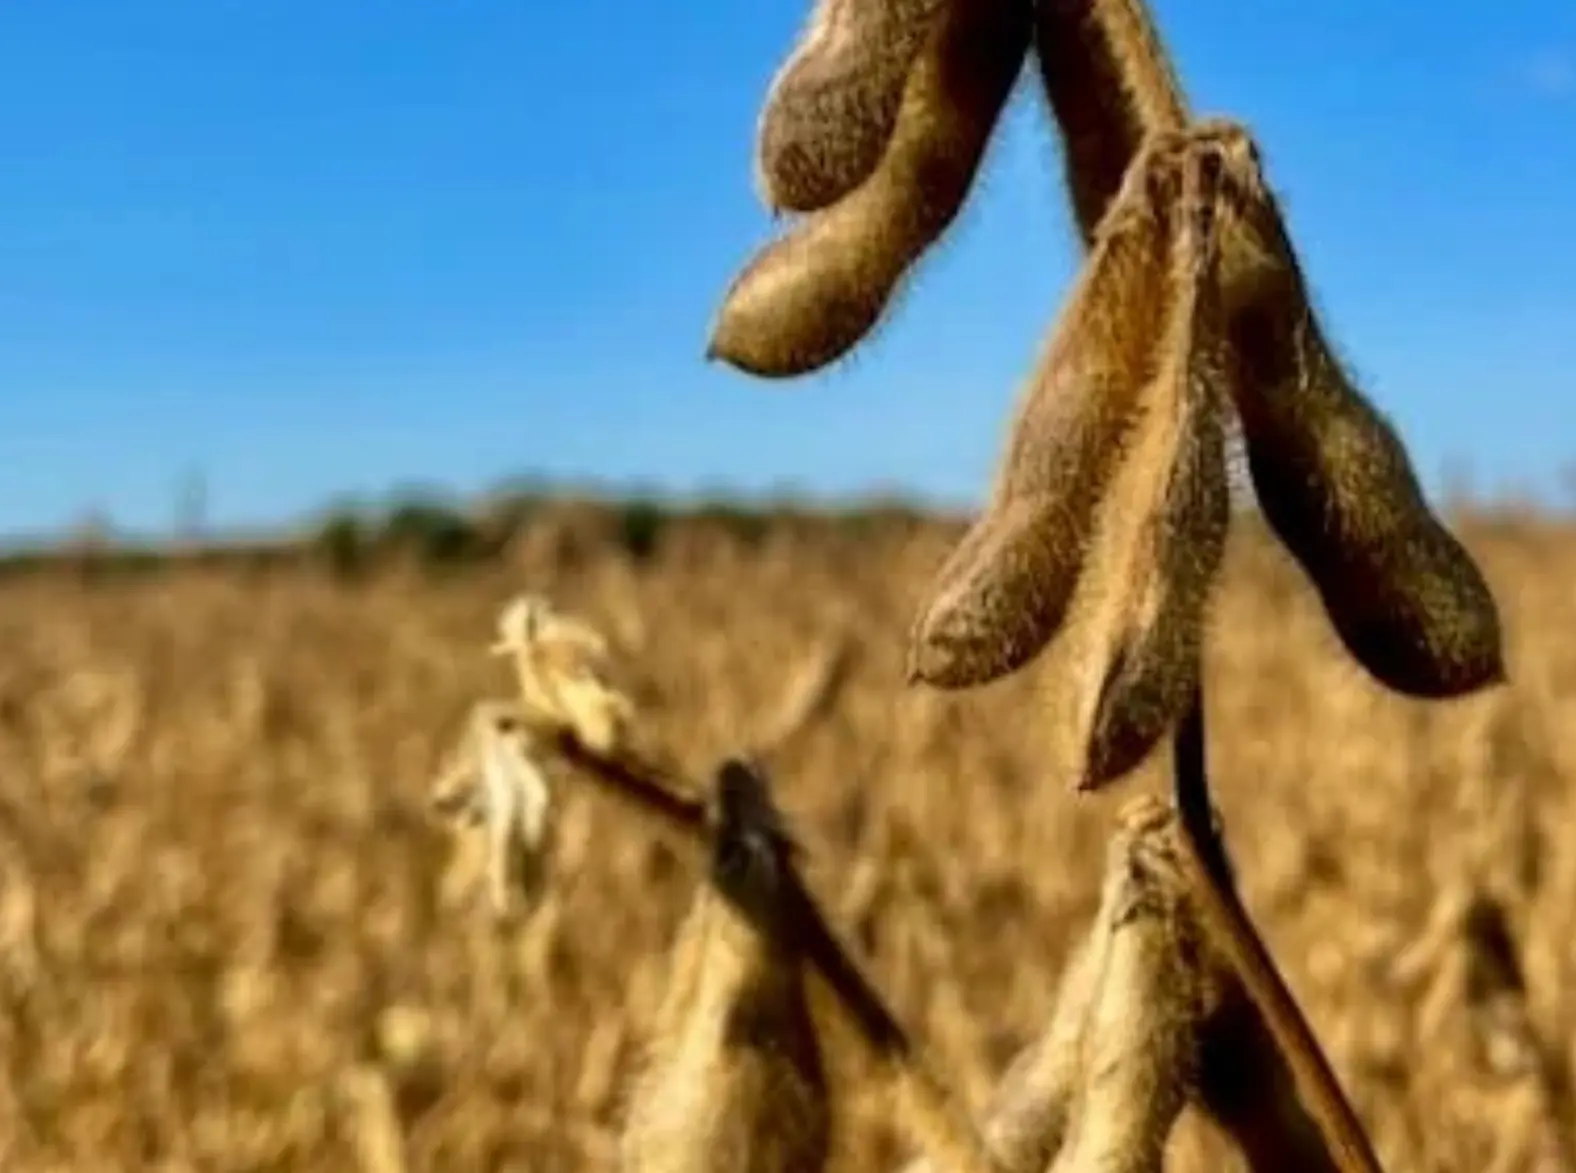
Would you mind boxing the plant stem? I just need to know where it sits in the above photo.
[1170,683,1385,1173]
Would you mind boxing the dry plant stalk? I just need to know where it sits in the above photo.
[537,736,1008,1173]
[896,1,1496,1165]
[701,7,1506,1165]
[1025,2,1500,1159]
[1393,887,1576,1173]
[708,0,1031,378]
[752,637,851,758]
[1193,979,1341,1173]
[1169,692,1381,1173]
[1146,779,1342,1173]
[754,0,944,213]
[543,723,1339,1173]
[339,1064,411,1173]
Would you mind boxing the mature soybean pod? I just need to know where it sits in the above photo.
[1032,0,1188,244]
[1222,181,1505,699]
[620,760,832,1173]
[709,767,1010,1173]
[755,0,945,213]
[906,149,1173,690]
[709,0,1031,379]
[898,835,1120,1173]
[1079,398,1226,791]
[1077,147,1230,791]
[1043,806,1199,1173]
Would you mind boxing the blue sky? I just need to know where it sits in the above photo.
[1,1,1573,540]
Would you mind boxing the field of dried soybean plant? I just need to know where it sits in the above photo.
[0,0,1561,1164]
[0,504,1573,1173]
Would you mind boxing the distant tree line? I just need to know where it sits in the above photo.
[0,483,939,580]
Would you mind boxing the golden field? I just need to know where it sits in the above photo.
[0,503,1573,1173]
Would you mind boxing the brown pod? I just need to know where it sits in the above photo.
[705,766,1013,1173]
[620,759,833,1173]
[897,808,1127,1173]
[1031,0,1188,244]
[708,0,1031,379]
[755,0,945,213]
[1077,410,1227,793]
[1073,146,1230,792]
[1043,803,1202,1173]
[1195,980,1343,1173]
[906,146,1175,690]
[1220,167,1505,699]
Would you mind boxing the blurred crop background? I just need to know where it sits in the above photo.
[0,499,1572,1171]
[4,0,1576,1168]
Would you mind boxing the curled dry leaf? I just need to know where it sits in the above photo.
[709,0,1031,378]
[493,593,611,660]
[755,0,944,213]
[1072,137,1231,792]
[491,593,635,753]
[620,759,833,1173]
[1205,121,1506,699]
[429,698,555,920]
[905,141,1176,692]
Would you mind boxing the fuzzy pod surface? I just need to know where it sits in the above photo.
[1032,0,1189,244]
[755,0,945,213]
[907,149,1176,689]
[621,763,832,1173]
[1077,154,1232,790]
[710,0,1032,379]
[1221,186,1504,699]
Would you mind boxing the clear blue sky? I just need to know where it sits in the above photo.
[2,1,1572,540]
